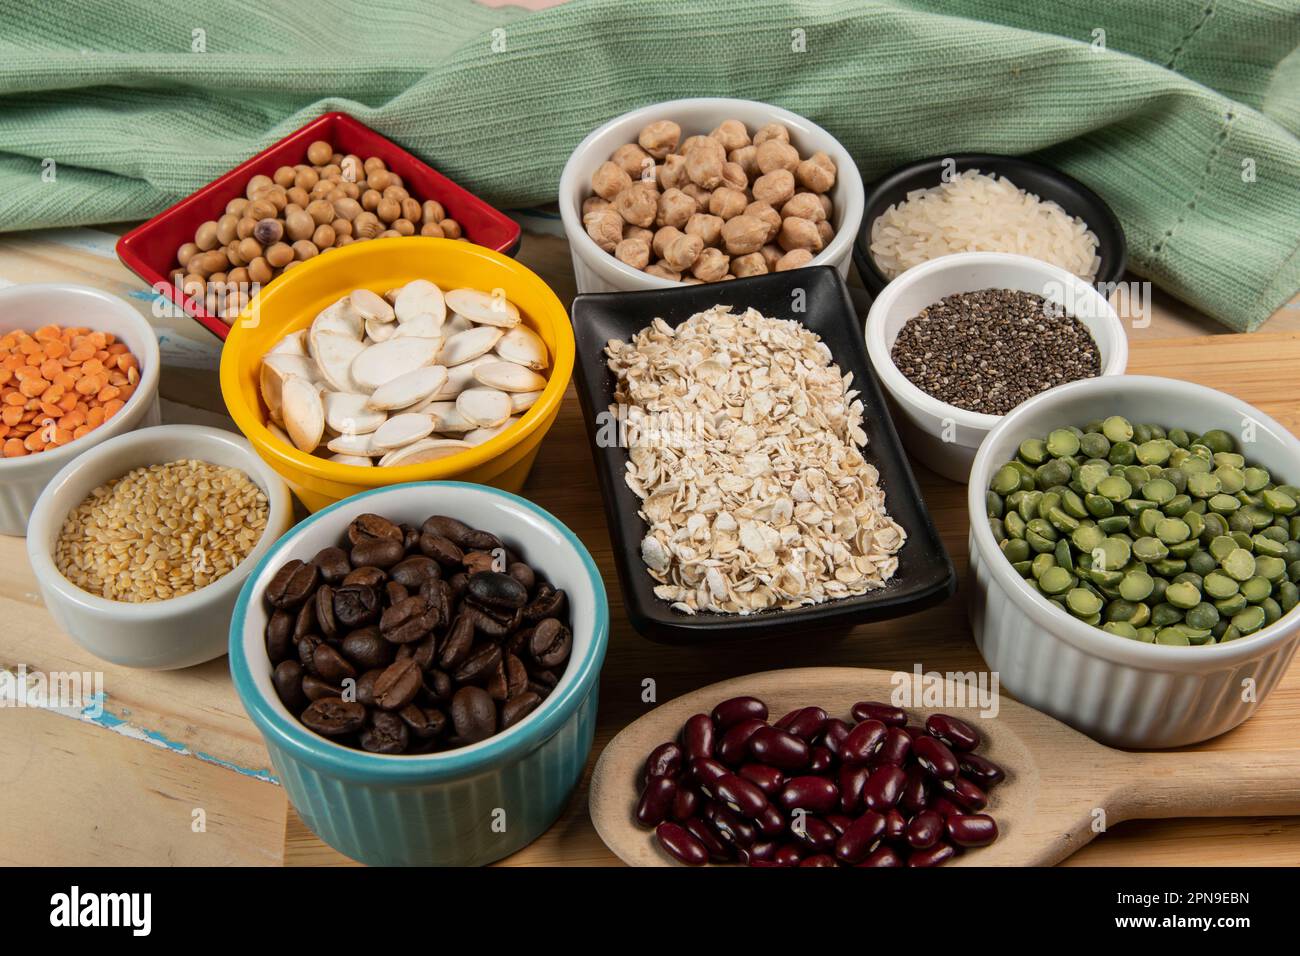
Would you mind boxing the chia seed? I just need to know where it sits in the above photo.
[890,288,1101,415]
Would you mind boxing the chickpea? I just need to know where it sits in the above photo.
[333,197,362,221]
[439,218,462,240]
[285,210,315,241]
[177,242,199,268]
[744,201,782,243]
[340,181,360,200]
[237,217,258,240]
[361,189,382,211]
[656,188,697,229]
[383,185,410,203]
[306,140,333,166]
[332,218,353,239]
[376,197,402,224]
[613,182,659,228]
[265,242,294,268]
[292,239,318,261]
[262,186,288,211]
[721,162,747,192]
[611,143,652,178]
[759,244,783,271]
[721,214,769,255]
[681,183,713,208]
[775,248,814,271]
[225,197,250,217]
[391,219,414,237]
[680,135,714,155]
[817,219,834,247]
[645,262,682,281]
[306,199,335,225]
[691,247,730,282]
[196,249,228,276]
[652,226,683,259]
[247,198,277,221]
[194,220,220,251]
[313,223,338,247]
[582,195,612,217]
[778,216,823,252]
[353,212,383,239]
[614,237,651,270]
[781,192,826,223]
[684,213,724,247]
[638,120,681,161]
[388,173,404,190]
[662,232,704,272]
[286,187,311,208]
[365,170,392,192]
[584,208,623,252]
[420,222,445,238]
[708,187,748,221]
[656,154,687,192]
[684,141,725,189]
[756,139,800,175]
[320,164,342,181]
[294,167,320,191]
[796,152,837,193]
[227,266,250,285]
[401,197,422,222]
[710,119,750,152]
[624,224,654,245]
[310,179,334,200]
[730,251,768,278]
[224,240,244,266]
[363,156,386,174]
[817,193,833,218]
[237,237,263,262]
[245,174,273,200]
[729,145,759,179]
[752,169,795,207]
[592,161,633,201]
[752,122,790,146]
[421,199,445,223]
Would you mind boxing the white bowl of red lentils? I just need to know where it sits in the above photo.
[0,283,162,535]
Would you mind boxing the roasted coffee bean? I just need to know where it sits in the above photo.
[384,581,409,606]
[342,566,386,589]
[314,585,339,639]
[462,550,498,575]
[380,595,437,644]
[461,529,502,552]
[423,668,453,704]
[523,582,565,622]
[450,686,496,742]
[373,658,422,711]
[302,673,343,701]
[507,562,535,593]
[333,584,380,628]
[351,537,405,569]
[438,612,475,670]
[500,691,541,729]
[348,513,403,547]
[504,653,529,698]
[409,635,438,671]
[272,660,308,712]
[399,704,446,740]
[453,643,502,684]
[297,634,323,673]
[341,626,392,670]
[293,598,318,641]
[312,644,357,684]
[447,572,469,602]
[529,617,572,668]
[265,610,295,664]
[418,532,463,567]
[356,669,381,707]
[466,601,518,638]
[310,546,352,584]
[360,710,410,754]
[467,571,528,610]
[485,660,509,700]
[422,514,473,547]
[266,559,319,610]
[401,524,421,552]
[531,669,558,689]
[300,698,365,736]
[418,578,451,630]
[390,555,439,588]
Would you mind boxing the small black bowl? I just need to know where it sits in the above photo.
[570,266,956,643]
[853,153,1127,299]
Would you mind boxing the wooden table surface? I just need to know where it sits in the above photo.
[2,224,1298,867]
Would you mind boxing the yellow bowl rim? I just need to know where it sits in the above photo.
[219,237,574,487]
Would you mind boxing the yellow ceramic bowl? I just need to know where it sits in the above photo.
[220,238,573,512]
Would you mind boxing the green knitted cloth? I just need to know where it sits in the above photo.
[1,0,1297,331]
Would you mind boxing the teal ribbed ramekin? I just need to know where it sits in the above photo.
[229,481,609,866]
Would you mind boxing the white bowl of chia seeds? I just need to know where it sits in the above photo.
[864,252,1127,482]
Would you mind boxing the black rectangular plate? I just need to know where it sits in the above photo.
[571,266,956,643]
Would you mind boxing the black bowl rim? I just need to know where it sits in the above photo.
[570,266,957,644]
[853,152,1128,297]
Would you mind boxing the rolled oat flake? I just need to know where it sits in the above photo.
[890,288,1101,415]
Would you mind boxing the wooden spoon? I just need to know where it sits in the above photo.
[589,667,1300,866]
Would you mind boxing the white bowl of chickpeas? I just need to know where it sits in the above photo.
[559,98,864,294]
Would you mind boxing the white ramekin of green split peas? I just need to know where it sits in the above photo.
[967,375,1300,748]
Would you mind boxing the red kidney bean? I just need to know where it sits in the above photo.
[740,839,777,864]
[635,776,677,827]
[947,813,998,848]
[906,809,944,849]
[913,735,959,780]
[819,718,852,756]
[928,796,962,819]
[808,745,834,774]
[643,741,683,782]
[718,717,768,766]
[793,816,838,853]
[776,705,828,741]
[706,803,757,848]
[834,810,886,864]
[680,713,716,760]
[862,765,908,811]
[778,775,840,815]
[943,776,988,812]
[899,766,929,814]
[711,695,768,730]
[656,821,707,865]
[824,813,852,836]
[683,816,732,861]
[956,751,1006,789]
[926,713,980,752]
[739,762,786,795]
[907,842,956,867]
[839,764,871,815]
[715,773,770,818]
[747,725,811,770]
[800,854,838,867]
[840,719,888,764]
[672,786,700,822]
[883,808,908,844]
[773,843,805,866]
[857,845,904,867]
[690,757,729,793]
[877,726,912,766]
[754,804,786,837]
[851,701,907,727]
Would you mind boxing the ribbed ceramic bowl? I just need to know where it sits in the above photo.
[0,283,161,536]
[229,481,609,866]
[559,97,864,294]
[220,238,574,512]
[967,375,1300,748]
[26,425,293,669]
[866,252,1127,482]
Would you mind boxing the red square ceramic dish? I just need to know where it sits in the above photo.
[116,112,522,341]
